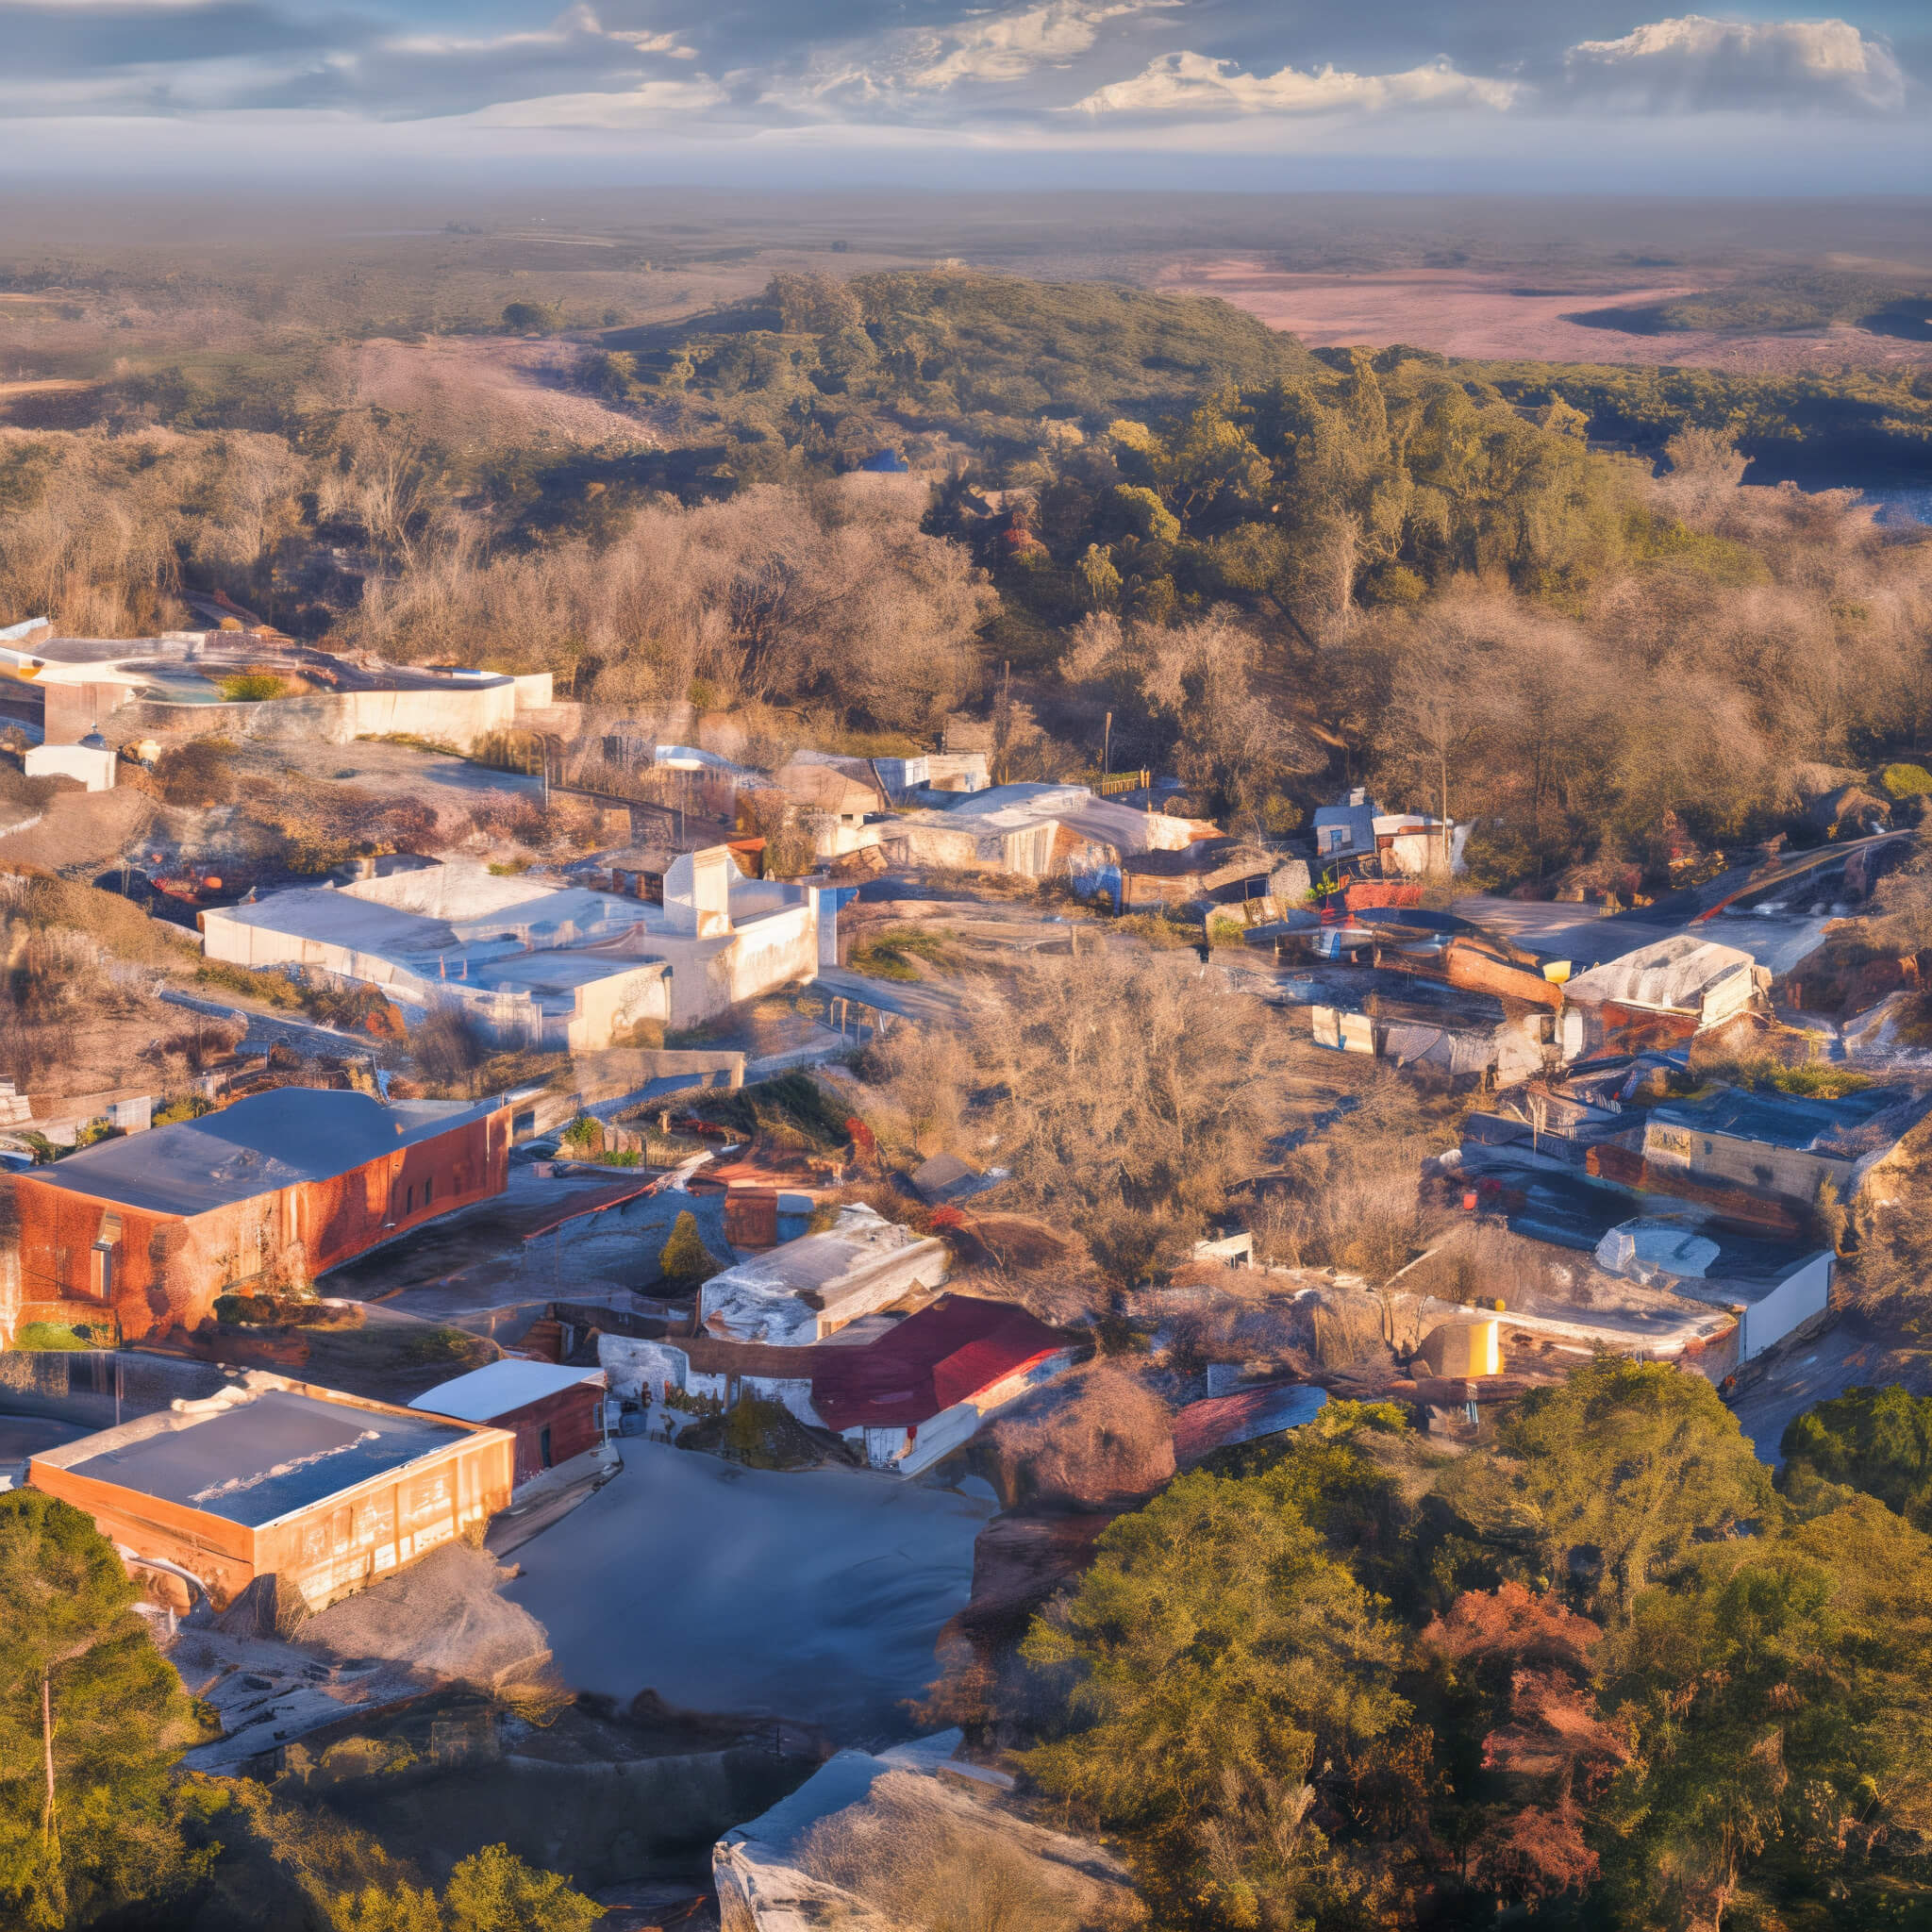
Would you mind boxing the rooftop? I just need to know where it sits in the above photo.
[24,1088,495,1216]
[810,1294,1072,1432]
[1564,934,1757,1012]
[412,1359,605,1422]
[1650,1081,1932,1158]
[37,1387,475,1528]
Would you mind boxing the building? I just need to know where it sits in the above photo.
[1313,789,1467,875]
[0,626,551,753]
[881,781,1197,883]
[1560,935,1766,1056]
[8,1088,510,1341]
[28,1374,513,1612]
[700,1203,950,1344]
[606,1293,1079,1477]
[810,1295,1080,1474]
[411,1359,608,1488]
[201,849,839,1041]
[1307,969,1555,1084]
[1641,1082,1932,1214]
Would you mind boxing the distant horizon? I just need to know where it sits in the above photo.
[3,1,1928,196]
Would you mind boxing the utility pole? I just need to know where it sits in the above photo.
[1103,710,1112,785]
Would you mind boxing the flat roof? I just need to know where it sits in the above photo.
[412,1359,604,1422]
[42,1389,473,1528]
[25,1087,495,1216]
[1650,1082,1932,1157]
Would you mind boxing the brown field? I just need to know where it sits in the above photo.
[1156,258,1932,373]
[350,335,660,451]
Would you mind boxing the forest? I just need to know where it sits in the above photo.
[6,269,1928,894]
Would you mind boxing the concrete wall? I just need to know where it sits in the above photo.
[1643,1118,1855,1208]
[109,680,525,753]
[25,742,116,790]
[1739,1251,1834,1361]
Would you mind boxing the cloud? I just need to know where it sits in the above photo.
[458,74,728,125]
[1074,49,1523,115]
[901,0,1180,90]
[1562,15,1907,113]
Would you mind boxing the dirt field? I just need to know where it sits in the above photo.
[1156,259,1932,373]
[351,337,662,452]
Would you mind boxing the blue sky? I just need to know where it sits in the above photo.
[5,1,1928,190]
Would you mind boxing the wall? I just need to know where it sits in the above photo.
[25,742,115,790]
[1642,1119,1854,1208]
[491,1384,604,1485]
[1739,1251,1834,1361]
[565,962,673,1054]
[108,680,524,753]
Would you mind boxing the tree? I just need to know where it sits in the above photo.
[1022,1468,1409,1927]
[657,1209,720,1287]
[1500,1357,1775,1616]
[0,1491,202,1929]
[1596,1496,1932,1932]
[1780,1383,1932,1531]
[442,1842,600,1932]
[1417,1582,1629,1908]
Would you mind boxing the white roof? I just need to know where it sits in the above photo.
[1563,934,1756,1013]
[411,1359,604,1422]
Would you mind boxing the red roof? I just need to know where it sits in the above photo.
[811,1295,1072,1434]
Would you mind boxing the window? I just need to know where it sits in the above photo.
[539,1425,554,1469]
[424,1175,434,1206]
[406,1185,415,1214]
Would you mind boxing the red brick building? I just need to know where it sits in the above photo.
[9,1088,510,1341]
[410,1359,608,1488]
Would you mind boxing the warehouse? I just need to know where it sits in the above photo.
[28,1374,513,1612]
[8,1087,510,1341]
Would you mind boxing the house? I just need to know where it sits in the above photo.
[1641,1081,1932,1214]
[28,1374,513,1612]
[881,781,1196,884]
[1313,788,1467,874]
[804,1294,1080,1474]
[201,848,840,1041]
[701,1203,950,1344]
[601,1294,1080,1476]
[8,1088,510,1342]
[411,1360,608,1489]
[1560,935,1766,1057]
[1118,838,1280,913]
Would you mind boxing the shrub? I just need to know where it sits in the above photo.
[12,1321,101,1350]
[1883,763,1932,799]
[658,1209,721,1286]
[153,1094,215,1126]
[218,673,286,703]
[152,740,239,807]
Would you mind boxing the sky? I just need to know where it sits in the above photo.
[5,0,1930,192]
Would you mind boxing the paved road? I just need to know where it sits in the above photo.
[1728,1311,1891,1465]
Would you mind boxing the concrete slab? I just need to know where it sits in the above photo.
[503,1443,993,1740]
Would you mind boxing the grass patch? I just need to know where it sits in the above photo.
[1111,912,1201,950]
[195,958,305,1010]
[218,672,287,702]
[11,1322,103,1351]
[848,924,958,981]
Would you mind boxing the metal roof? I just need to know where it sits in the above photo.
[45,1389,472,1529]
[24,1088,496,1217]
[411,1359,605,1422]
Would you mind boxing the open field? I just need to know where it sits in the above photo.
[1156,258,1932,373]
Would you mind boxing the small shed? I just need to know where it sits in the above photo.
[411,1360,608,1487]
[1416,1319,1502,1379]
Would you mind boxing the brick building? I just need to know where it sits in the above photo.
[411,1359,608,1488]
[8,1088,510,1342]
[29,1374,513,1613]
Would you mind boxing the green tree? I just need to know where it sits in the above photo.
[1021,1468,1409,1926]
[0,1491,203,1929]
[442,1842,600,1932]
[657,1208,721,1286]
[500,301,564,336]
[1597,1497,1932,1930]
[1781,1383,1932,1531]
[1501,1357,1774,1616]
